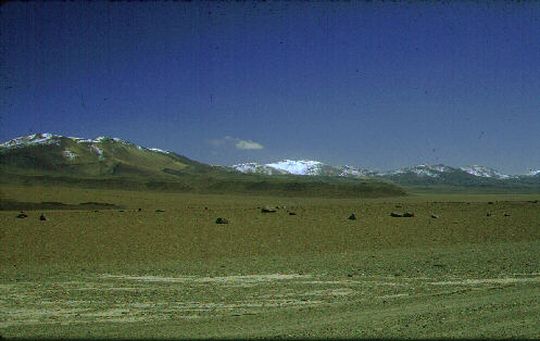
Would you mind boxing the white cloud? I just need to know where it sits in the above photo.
[235,139,264,150]
[208,136,264,150]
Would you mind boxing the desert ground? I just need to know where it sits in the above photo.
[1,185,539,339]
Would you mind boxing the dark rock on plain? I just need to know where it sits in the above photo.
[215,217,229,224]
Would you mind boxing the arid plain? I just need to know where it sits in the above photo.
[1,185,539,338]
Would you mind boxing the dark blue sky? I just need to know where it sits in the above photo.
[1,2,539,174]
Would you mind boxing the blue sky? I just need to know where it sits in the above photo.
[1,2,539,174]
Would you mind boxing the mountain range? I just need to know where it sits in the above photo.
[0,133,405,198]
[231,160,539,182]
[1,133,539,191]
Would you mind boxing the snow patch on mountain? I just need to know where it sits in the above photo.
[148,147,170,154]
[90,145,104,160]
[460,165,510,179]
[72,137,95,143]
[62,150,78,160]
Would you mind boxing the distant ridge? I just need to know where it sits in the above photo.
[231,160,537,179]
[231,160,540,189]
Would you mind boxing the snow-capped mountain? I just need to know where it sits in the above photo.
[265,160,326,176]
[231,162,289,175]
[231,160,375,178]
[232,160,326,176]
[230,160,540,188]
[384,164,457,178]
[459,165,512,179]
[338,165,380,177]
[0,133,209,179]
[527,169,540,177]
[231,160,533,181]
[0,133,60,149]
[0,133,172,158]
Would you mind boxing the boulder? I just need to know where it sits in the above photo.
[39,214,47,221]
[215,217,229,224]
[390,212,403,217]
[403,212,415,218]
[348,213,357,220]
[431,214,440,219]
[16,212,28,219]
[288,212,297,216]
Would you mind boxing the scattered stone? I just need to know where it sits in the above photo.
[395,205,402,208]
[391,211,414,218]
[16,212,28,219]
[261,206,277,213]
[137,208,142,212]
[155,209,165,213]
[486,212,492,217]
[431,214,440,219]
[488,201,494,205]
[204,207,208,210]
[215,217,229,224]
[39,214,47,221]
[118,210,124,212]
[348,213,357,220]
